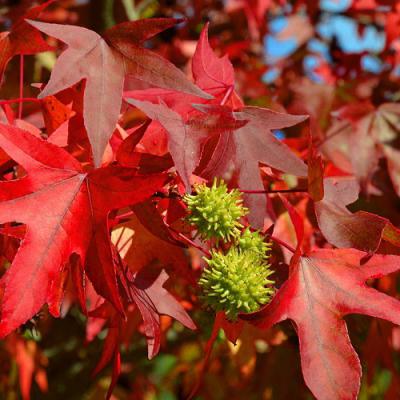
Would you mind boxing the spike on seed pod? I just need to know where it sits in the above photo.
[237,228,272,261]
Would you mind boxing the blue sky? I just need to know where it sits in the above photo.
[263,0,387,82]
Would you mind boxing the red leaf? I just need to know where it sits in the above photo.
[322,103,400,195]
[315,177,400,252]
[307,144,324,202]
[126,99,246,189]
[112,214,189,276]
[192,23,235,96]
[41,95,74,135]
[132,200,184,247]
[0,1,53,85]
[27,19,209,167]
[116,121,149,167]
[242,248,400,400]
[130,267,196,359]
[7,335,48,400]
[199,105,308,227]
[0,123,166,337]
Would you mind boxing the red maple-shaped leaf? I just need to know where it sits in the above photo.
[125,99,247,189]
[129,267,196,359]
[315,176,400,253]
[0,123,166,337]
[126,24,308,225]
[0,0,53,85]
[322,103,400,195]
[126,98,308,226]
[242,201,400,400]
[89,267,195,399]
[124,24,242,116]
[27,18,209,167]
[198,104,308,226]
[191,23,236,100]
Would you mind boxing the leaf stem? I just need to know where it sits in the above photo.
[240,188,308,194]
[115,209,211,257]
[220,85,234,106]
[103,0,115,29]
[270,235,296,254]
[167,224,211,257]
[0,98,41,106]
[19,55,24,119]
[115,210,135,222]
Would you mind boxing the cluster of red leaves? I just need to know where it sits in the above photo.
[1,0,400,399]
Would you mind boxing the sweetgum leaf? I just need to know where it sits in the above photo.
[131,267,196,359]
[322,103,400,195]
[127,24,307,226]
[126,99,246,190]
[243,249,400,400]
[0,0,53,85]
[192,22,235,95]
[89,266,195,399]
[0,123,166,337]
[112,214,188,276]
[243,201,400,400]
[27,19,209,167]
[315,177,400,252]
[198,104,308,226]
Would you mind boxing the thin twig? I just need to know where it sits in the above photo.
[270,235,296,254]
[220,85,234,106]
[115,210,135,222]
[167,224,211,257]
[0,98,41,106]
[240,188,308,194]
[18,55,24,119]
[115,209,210,256]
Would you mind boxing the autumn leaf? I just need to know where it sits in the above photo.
[315,176,400,253]
[41,95,74,135]
[198,104,308,226]
[242,201,400,400]
[6,335,48,400]
[191,22,240,106]
[126,99,247,190]
[27,18,209,167]
[322,103,400,195]
[90,267,195,398]
[0,123,166,337]
[111,213,188,275]
[129,267,196,358]
[0,0,53,85]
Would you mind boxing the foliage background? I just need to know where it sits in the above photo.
[1,0,400,399]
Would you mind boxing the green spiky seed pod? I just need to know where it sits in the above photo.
[237,228,272,261]
[199,248,274,320]
[184,179,248,241]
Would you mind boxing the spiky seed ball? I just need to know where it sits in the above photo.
[237,228,272,261]
[184,179,248,241]
[199,248,274,320]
